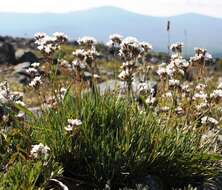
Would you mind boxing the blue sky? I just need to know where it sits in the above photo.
[0,0,222,17]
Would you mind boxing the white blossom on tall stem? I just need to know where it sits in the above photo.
[65,119,82,132]
[73,36,100,86]
[34,32,68,55]
[107,34,123,49]
[118,36,152,94]
[78,36,97,49]
[30,143,50,159]
[201,116,219,126]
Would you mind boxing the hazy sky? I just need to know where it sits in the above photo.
[0,0,222,17]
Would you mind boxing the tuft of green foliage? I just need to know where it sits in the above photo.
[0,160,62,190]
[32,91,221,189]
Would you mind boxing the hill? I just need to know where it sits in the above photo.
[1,6,222,56]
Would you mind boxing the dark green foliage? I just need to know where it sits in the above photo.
[32,92,221,189]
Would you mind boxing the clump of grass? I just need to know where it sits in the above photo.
[0,160,62,190]
[32,91,221,189]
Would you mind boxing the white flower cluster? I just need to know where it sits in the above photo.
[31,62,40,68]
[201,116,219,126]
[25,62,43,88]
[157,43,190,92]
[169,79,180,87]
[170,43,183,55]
[210,82,222,100]
[30,143,50,159]
[72,48,99,70]
[29,76,42,88]
[35,32,68,54]
[78,36,97,48]
[72,36,100,80]
[193,91,208,100]
[145,96,156,106]
[210,89,222,99]
[119,37,143,60]
[107,34,123,48]
[0,81,24,105]
[42,87,67,110]
[190,48,212,62]
[118,36,152,84]
[65,119,82,132]
[0,81,12,104]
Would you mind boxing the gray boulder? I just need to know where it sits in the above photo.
[13,62,30,73]
[0,42,16,64]
[13,62,31,84]
[16,50,38,63]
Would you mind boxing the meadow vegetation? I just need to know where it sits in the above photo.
[0,33,222,190]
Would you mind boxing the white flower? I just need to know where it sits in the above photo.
[166,64,176,77]
[170,43,183,50]
[30,143,50,159]
[204,52,212,60]
[15,100,26,107]
[145,96,156,105]
[196,84,206,91]
[170,43,183,54]
[121,61,135,69]
[34,32,46,39]
[156,67,166,76]
[217,82,222,89]
[140,42,152,51]
[35,33,59,54]
[138,83,149,93]
[191,48,212,62]
[72,60,86,69]
[108,34,123,47]
[163,91,173,98]
[118,70,132,81]
[53,32,68,41]
[29,76,42,88]
[174,58,189,68]
[196,102,208,110]
[169,79,180,87]
[181,83,190,92]
[175,106,184,115]
[201,116,219,126]
[93,74,100,79]
[73,49,86,57]
[210,89,222,99]
[0,81,11,104]
[65,119,82,132]
[121,37,139,45]
[26,68,38,74]
[193,92,207,100]
[59,87,67,100]
[78,36,97,46]
[31,62,40,68]
[109,34,123,41]
[106,40,114,47]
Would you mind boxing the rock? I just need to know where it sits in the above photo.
[13,62,30,73]
[0,42,16,64]
[97,79,121,94]
[16,75,30,85]
[13,62,31,84]
[17,51,38,63]
[97,79,157,95]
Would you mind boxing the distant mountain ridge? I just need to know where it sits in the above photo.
[0,6,222,56]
